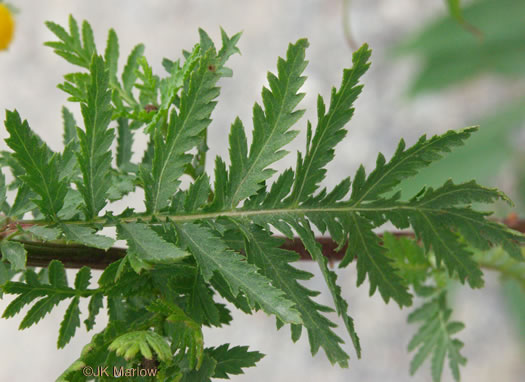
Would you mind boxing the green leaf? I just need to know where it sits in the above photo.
[184,174,211,212]
[180,353,216,382]
[174,222,302,325]
[290,43,371,204]
[342,213,413,306]
[60,224,114,250]
[104,28,119,81]
[84,292,103,331]
[396,0,523,93]
[107,296,127,322]
[49,260,68,288]
[216,28,242,70]
[45,15,92,68]
[0,170,8,213]
[233,222,349,367]
[20,294,68,329]
[76,54,115,219]
[108,330,172,362]
[142,45,226,213]
[408,292,466,382]
[4,110,68,220]
[136,56,159,106]
[293,219,361,358]
[59,108,80,180]
[411,180,524,261]
[116,118,134,171]
[396,98,525,198]
[74,267,92,290]
[350,127,477,203]
[2,288,46,319]
[58,297,81,348]
[0,241,27,271]
[157,301,204,370]
[117,222,189,273]
[208,344,264,379]
[396,180,525,287]
[227,39,308,207]
[187,272,222,327]
[382,233,431,288]
[106,172,135,201]
[122,44,145,97]
[62,106,78,147]
[8,183,34,218]
[81,20,96,59]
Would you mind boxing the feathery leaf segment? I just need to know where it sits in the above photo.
[0,15,522,382]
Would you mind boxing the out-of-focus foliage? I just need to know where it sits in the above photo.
[397,0,525,95]
[396,0,525,357]
[396,98,525,202]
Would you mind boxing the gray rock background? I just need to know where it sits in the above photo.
[0,1,523,381]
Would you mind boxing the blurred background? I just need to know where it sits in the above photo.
[0,0,524,381]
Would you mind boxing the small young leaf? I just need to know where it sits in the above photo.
[108,330,172,362]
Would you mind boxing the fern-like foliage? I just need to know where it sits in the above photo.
[408,292,467,382]
[0,15,523,382]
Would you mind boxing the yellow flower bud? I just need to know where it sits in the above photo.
[0,3,15,51]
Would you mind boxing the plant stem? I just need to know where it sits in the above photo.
[14,222,523,271]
